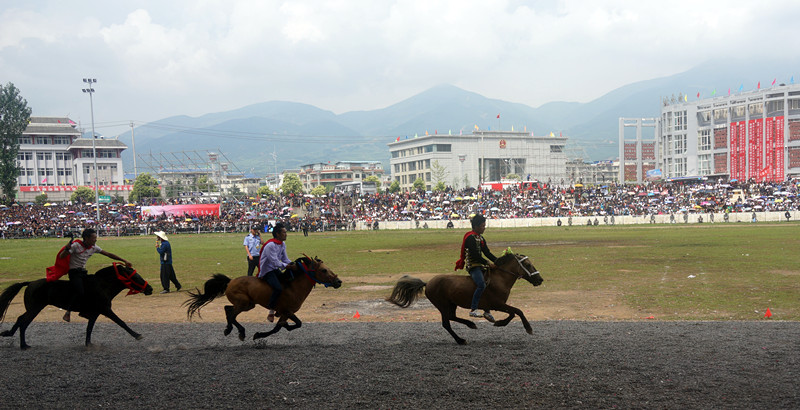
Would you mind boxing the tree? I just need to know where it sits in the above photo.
[228,184,243,197]
[389,180,400,193]
[281,173,303,196]
[364,175,381,189]
[434,181,446,192]
[257,185,274,197]
[34,193,48,205]
[71,186,99,203]
[0,83,32,204]
[431,160,449,188]
[197,175,216,192]
[506,173,520,180]
[129,173,160,202]
[310,185,327,197]
[412,177,426,191]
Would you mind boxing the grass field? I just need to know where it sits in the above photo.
[2,222,799,321]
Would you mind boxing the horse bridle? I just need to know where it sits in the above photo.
[297,258,338,288]
[492,254,540,280]
[112,262,148,295]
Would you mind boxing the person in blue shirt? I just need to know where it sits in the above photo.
[155,231,181,294]
[243,226,262,276]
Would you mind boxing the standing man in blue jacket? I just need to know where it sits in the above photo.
[155,231,181,293]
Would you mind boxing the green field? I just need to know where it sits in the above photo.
[2,223,799,320]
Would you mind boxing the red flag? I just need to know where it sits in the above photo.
[396,136,400,142]
[758,81,761,89]
[772,78,776,86]
[496,114,500,119]
[696,92,700,98]
[764,308,772,318]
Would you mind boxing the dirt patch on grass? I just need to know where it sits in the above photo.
[355,249,400,253]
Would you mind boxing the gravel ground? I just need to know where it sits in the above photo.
[1,320,799,409]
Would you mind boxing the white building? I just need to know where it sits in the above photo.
[295,161,384,192]
[651,84,800,182]
[388,130,568,191]
[15,117,129,202]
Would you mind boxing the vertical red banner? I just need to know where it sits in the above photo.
[729,122,738,179]
[765,117,774,182]
[776,116,785,181]
[738,121,747,181]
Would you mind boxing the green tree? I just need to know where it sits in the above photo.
[34,193,48,205]
[257,185,274,197]
[310,185,327,197]
[281,173,303,196]
[431,160,449,187]
[197,175,216,192]
[506,173,520,180]
[434,181,446,192]
[364,175,381,189]
[389,180,400,193]
[228,184,243,197]
[129,173,160,202]
[0,83,32,204]
[412,177,426,191]
[71,186,100,203]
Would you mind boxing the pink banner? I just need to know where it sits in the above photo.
[766,117,774,182]
[20,185,134,192]
[729,122,739,179]
[140,204,221,217]
[776,116,785,181]
[738,121,747,181]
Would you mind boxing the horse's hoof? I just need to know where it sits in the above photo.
[456,339,467,345]
[253,333,263,340]
[223,327,232,336]
[20,344,31,350]
[134,334,144,340]
[238,333,245,342]
[0,330,12,337]
[466,322,478,329]
[526,329,533,335]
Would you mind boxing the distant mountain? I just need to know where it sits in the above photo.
[117,57,800,174]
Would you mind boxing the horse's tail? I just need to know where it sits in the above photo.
[0,282,31,323]
[183,274,231,320]
[385,275,427,308]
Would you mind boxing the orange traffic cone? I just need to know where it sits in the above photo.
[353,311,361,319]
[764,308,772,318]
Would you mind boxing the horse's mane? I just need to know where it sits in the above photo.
[494,253,519,267]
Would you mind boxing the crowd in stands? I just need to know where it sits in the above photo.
[2,178,799,239]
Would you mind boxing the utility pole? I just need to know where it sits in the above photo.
[130,121,138,179]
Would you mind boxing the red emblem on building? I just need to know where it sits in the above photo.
[499,139,506,149]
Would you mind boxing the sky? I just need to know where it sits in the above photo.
[2,0,800,137]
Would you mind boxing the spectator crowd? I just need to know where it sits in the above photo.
[3,178,799,239]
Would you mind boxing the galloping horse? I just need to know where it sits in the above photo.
[386,252,543,344]
[0,263,153,349]
[184,256,342,341]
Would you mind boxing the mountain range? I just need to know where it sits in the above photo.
[115,57,800,176]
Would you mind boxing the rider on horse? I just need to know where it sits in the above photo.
[454,213,497,322]
[258,222,296,323]
[56,228,133,322]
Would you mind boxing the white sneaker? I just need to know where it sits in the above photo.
[469,310,482,318]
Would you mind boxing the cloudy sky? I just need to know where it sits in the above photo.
[2,0,799,137]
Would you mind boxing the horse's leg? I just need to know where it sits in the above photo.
[492,304,532,334]
[101,309,143,340]
[16,307,44,350]
[282,314,302,331]
[0,315,22,337]
[223,305,247,341]
[85,314,98,346]
[253,322,286,340]
[437,303,472,345]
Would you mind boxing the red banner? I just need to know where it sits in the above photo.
[738,121,747,181]
[776,116,785,181]
[20,185,134,192]
[765,117,774,182]
[730,122,739,180]
[140,204,221,217]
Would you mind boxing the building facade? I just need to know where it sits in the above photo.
[14,117,130,202]
[296,161,384,192]
[388,130,568,191]
[654,84,800,182]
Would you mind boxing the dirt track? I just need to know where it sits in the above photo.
[1,320,798,409]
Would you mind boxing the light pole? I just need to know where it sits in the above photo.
[82,78,101,223]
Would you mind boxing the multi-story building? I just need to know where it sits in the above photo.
[388,130,568,191]
[14,117,130,202]
[637,84,800,183]
[296,161,384,192]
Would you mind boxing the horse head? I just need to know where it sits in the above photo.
[495,253,543,287]
[301,254,342,289]
[110,263,154,296]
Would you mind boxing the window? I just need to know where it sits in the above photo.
[17,152,33,161]
[790,99,800,110]
[550,145,564,153]
[748,103,763,116]
[53,136,71,145]
[698,129,711,151]
[732,105,746,118]
[55,153,72,161]
[36,152,52,161]
[698,155,711,175]
[673,110,687,131]
[17,136,32,144]
[436,144,451,152]
[714,108,728,122]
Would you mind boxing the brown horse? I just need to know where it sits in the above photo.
[184,256,341,341]
[386,252,543,344]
